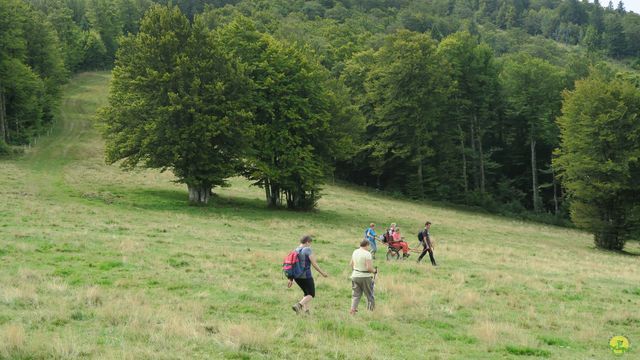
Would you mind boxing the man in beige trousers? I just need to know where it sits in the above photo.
[349,239,377,314]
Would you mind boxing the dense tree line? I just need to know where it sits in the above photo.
[176,0,638,225]
[0,0,65,151]
[0,0,154,152]
[4,0,640,247]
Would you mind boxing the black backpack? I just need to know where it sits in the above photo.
[417,230,424,241]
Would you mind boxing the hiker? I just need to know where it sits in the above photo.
[350,239,377,314]
[364,223,377,258]
[391,226,410,259]
[288,235,329,314]
[417,221,437,266]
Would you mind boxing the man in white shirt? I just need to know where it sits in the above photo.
[349,239,377,314]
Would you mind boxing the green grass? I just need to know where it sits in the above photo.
[0,72,639,359]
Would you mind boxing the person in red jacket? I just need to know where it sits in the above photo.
[390,227,410,259]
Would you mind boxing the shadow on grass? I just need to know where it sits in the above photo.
[620,249,640,257]
[591,245,640,257]
[112,187,358,227]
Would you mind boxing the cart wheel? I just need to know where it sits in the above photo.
[386,250,400,261]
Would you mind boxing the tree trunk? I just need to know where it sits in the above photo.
[0,89,6,143]
[265,178,281,208]
[475,115,486,193]
[594,207,625,250]
[530,131,540,212]
[416,152,424,198]
[188,184,212,205]
[469,122,478,190]
[551,165,558,215]
[458,124,468,193]
[264,178,271,205]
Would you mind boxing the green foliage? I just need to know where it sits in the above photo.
[0,0,65,146]
[504,345,551,357]
[500,55,565,212]
[217,18,357,209]
[78,30,108,69]
[365,30,449,198]
[555,68,640,250]
[0,139,10,155]
[100,5,252,204]
[604,13,627,58]
[86,0,123,65]
[437,31,500,196]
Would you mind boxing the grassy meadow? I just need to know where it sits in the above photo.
[1,72,639,359]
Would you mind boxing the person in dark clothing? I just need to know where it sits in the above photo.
[417,221,437,266]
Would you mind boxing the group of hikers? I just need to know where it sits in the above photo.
[364,222,437,266]
[284,221,437,315]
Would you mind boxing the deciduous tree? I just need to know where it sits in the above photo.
[555,69,640,250]
[101,5,251,204]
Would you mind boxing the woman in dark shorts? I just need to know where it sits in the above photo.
[288,235,329,314]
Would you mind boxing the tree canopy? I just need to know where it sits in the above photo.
[100,5,251,204]
[555,69,640,250]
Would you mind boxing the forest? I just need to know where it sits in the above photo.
[2,0,640,249]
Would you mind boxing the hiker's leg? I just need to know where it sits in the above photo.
[369,240,377,258]
[351,280,363,312]
[361,277,375,311]
[401,242,409,254]
[428,250,437,266]
[300,278,315,310]
[417,247,428,262]
[300,295,313,307]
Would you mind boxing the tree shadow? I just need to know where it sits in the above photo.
[116,188,359,227]
[591,245,640,257]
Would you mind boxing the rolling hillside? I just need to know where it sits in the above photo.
[0,72,639,359]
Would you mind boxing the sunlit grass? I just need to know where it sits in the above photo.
[0,72,639,358]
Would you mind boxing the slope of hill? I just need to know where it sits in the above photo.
[1,72,639,359]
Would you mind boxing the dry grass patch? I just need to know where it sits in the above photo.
[0,323,26,354]
[81,286,103,307]
[0,285,39,307]
[46,278,69,293]
[216,321,283,353]
[454,290,481,308]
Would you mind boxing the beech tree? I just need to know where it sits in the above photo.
[100,5,251,204]
[555,69,640,250]
[217,18,349,209]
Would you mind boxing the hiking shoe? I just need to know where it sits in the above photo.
[292,303,302,314]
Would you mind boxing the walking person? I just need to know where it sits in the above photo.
[417,221,437,266]
[350,239,377,314]
[288,235,329,314]
[364,223,377,259]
